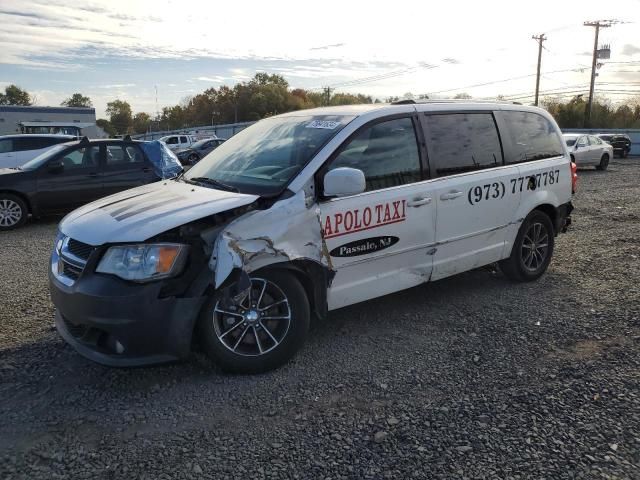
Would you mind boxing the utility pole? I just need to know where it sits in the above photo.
[584,20,615,127]
[532,34,546,106]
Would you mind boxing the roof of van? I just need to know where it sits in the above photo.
[276,101,546,118]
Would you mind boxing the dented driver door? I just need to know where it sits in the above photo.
[318,116,436,310]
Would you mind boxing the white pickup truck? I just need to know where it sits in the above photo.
[158,134,198,151]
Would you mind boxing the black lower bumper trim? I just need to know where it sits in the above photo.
[55,311,179,367]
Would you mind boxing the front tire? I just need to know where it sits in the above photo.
[499,210,555,282]
[596,154,609,171]
[197,269,310,373]
[0,194,28,230]
[188,153,199,165]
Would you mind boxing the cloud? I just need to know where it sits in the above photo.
[310,43,345,51]
[622,44,640,56]
[194,76,226,82]
[96,83,136,88]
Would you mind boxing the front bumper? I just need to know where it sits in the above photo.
[50,262,206,367]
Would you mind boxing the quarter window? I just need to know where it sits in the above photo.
[500,111,564,163]
[327,117,421,192]
[423,113,502,176]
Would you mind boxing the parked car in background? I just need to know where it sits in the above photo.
[159,134,198,151]
[0,134,76,168]
[563,134,613,170]
[0,138,162,230]
[175,138,226,165]
[596,133,632,158]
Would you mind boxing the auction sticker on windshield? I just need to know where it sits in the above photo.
[307,120,340,129]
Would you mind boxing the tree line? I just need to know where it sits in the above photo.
[1,81,639,136]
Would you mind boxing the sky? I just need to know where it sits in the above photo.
[1,0,639,118]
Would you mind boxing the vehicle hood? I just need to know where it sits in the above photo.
[59,180,259,245]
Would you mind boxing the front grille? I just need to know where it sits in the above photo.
[62,261,82,280]
[67,238,94,261]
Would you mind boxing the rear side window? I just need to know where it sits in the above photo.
[106,145,145,165]
[328,117,422,192]
[423,113,502,176]
[14,137,60,150]
[500,111,564,163]
[0,138,14,153]
[179,136,188,143]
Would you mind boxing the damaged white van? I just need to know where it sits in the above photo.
[50,101,575,373]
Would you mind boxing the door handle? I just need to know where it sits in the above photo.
[407,196,432,207]
[440,190,463,201]
[87,172,99,178]
[142,167,151,172]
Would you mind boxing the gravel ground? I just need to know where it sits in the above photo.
[1,159,639,480]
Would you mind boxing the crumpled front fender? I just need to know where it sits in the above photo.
[211,190,333,288]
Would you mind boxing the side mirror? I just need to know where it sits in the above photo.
[48,159,64,173]
[323,167,366,197]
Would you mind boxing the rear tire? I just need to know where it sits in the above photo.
[596,154,609,171]
[197,269,310,373]
[0,194,28,230]
[622,150,629,159]
[499,210,555,282]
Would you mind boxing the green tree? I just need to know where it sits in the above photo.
[106,99,133,134]
[61,93,92,108]
[132,112,151,134]
[0,84,32,105]
[96,118,117,137]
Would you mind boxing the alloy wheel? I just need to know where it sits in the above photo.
[521,222,549,272]
[0,199,23,228]
[212,278,292,357]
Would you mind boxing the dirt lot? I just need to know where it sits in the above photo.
[1,159,639,480]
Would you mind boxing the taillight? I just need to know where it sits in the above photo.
[570,161,578,194]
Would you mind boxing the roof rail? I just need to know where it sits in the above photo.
[123,134,132,141]
[391,99,527,106]
[79,136,90,145]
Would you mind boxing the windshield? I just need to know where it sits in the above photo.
[564,138,577,146]
[184,115,353,195]
[20,144,69,170]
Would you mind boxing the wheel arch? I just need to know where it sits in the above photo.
[255,259,332,321]
[0,189,33,214]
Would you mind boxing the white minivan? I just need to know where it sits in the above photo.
[0,134,76,168]
[50,102,575,373]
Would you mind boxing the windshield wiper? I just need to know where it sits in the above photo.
[188,177,239,192]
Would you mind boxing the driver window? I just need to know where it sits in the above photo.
[577,136,588,147]
[328,117,421,192]
[59,146,100,170]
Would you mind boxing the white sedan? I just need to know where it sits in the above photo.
[563,133,614,171]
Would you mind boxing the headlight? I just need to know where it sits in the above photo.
[96,243,189,282]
